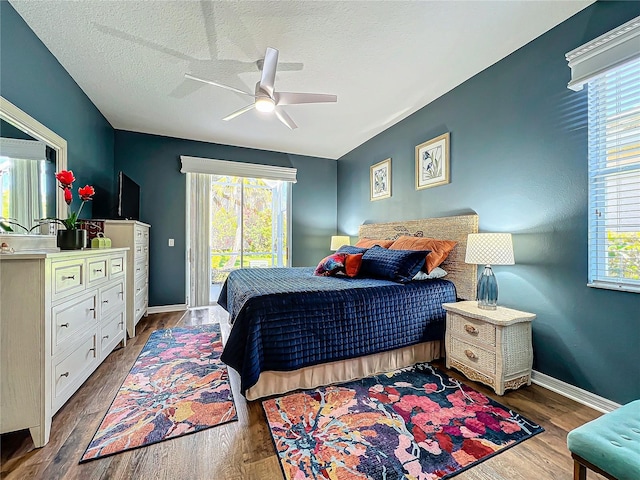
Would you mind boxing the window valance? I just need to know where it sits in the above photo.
[0,138,46,161]
[180,155,297,183]
[566,15,640,91]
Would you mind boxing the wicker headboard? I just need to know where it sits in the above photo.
[358,214,479,300]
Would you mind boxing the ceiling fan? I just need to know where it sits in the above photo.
[185,47,337,129]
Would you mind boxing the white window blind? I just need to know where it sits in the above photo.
[587,56,640,292]
[566,16,640,293]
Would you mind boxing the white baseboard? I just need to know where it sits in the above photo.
[531,370,620,413]
[146,304,188,314]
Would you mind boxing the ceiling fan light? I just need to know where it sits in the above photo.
[255,96,275,113]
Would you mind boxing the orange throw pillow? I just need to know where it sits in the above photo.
[389,236,457,273]
[344,253,363,277]
[355,238,394,248]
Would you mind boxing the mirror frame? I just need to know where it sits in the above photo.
[0,96,68,221]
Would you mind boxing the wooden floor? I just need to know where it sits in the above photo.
[1,307,607,480]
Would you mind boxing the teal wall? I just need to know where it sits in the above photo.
[114,130,336,307]
[337,1,640,404]
[0,1,115,217]
[1,0,336,309]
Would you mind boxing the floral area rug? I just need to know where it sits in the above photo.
[263,363,543,479]
[81,324,236,462]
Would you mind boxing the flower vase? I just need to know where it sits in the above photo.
[57,229,87,250]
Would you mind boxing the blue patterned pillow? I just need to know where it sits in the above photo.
[360,245,430,283]
[337,245,368,255]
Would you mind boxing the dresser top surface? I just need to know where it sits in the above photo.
[443,301,536,325]
[0,247,129,260]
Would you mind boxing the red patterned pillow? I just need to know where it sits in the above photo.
[314,253,347,276]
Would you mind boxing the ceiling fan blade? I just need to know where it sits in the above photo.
[259,47,279,97]
[275,92,338,105]
[223,104,255,121]
[185,73,255,97]
[274,107,297,130]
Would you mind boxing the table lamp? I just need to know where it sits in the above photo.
[330,235,350,251]
[465,233,514,310]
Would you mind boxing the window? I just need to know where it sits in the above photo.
[181,156,296,306]
[567,16,640,293]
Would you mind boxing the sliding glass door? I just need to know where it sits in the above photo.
[210,175,289,298]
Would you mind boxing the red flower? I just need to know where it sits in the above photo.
[78,185,95,201]
[55,170,75,188]
[63,187,73,205]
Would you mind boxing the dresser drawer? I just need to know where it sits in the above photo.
[133,243,149,261]
[100,311,125,358]
[448,313,496,347]
[52,334,98,407]
[134,225,149,244]
[134,285,148,321]
[87,257,108,285]
[51,259,85,300]
[449,337,496,374]
[133,259,148,278]
[109,255,125,278]
[99,280,125,316]
[51,292,97,355]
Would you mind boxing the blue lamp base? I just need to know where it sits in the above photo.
[477,265,498,310]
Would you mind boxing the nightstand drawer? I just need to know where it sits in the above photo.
[449,337,496,374]
[449,313,496,347]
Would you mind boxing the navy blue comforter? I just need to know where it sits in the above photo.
[218,267,456,394]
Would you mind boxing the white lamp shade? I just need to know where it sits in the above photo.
[465,233,515,265]
[330,235,351,251]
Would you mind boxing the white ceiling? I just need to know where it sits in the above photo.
[10,0,594,160]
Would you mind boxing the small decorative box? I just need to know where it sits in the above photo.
[91,233,112,249]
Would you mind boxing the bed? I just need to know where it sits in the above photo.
[219,213,478,400]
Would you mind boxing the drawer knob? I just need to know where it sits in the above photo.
[102,300,109,304]
[93,268,103,273]
[114,263,121,268]
[464,324,479,335]
[102,335,109,339]
[60,323,70,328]
[464,349,477,360]
[62,275,75,280]
[60,372,69,378]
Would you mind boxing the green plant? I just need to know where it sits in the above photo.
[607,231,640,280]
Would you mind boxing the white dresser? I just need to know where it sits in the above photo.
[102,221,150,338]
[443,301,536,395]
[0,247,128,447]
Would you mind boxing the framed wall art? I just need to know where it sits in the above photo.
[415,132,450,190]
[370,158,391,201]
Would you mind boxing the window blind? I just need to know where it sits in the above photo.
[587,56,640,292]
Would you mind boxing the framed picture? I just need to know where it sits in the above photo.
[415,132,450,190]
[370,158,391,201]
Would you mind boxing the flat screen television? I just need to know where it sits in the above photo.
[117,171,140,220]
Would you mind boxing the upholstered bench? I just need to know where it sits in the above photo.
[567,399,640,480]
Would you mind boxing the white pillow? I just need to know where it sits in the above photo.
[412,267,447,280]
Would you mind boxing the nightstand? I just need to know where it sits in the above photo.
[442,301,535,395]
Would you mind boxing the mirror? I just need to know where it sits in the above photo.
[0,96,67,232]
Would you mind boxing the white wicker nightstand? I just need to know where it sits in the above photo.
[442,301,535,395]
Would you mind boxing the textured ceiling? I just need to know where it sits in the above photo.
[10,0,594,159]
